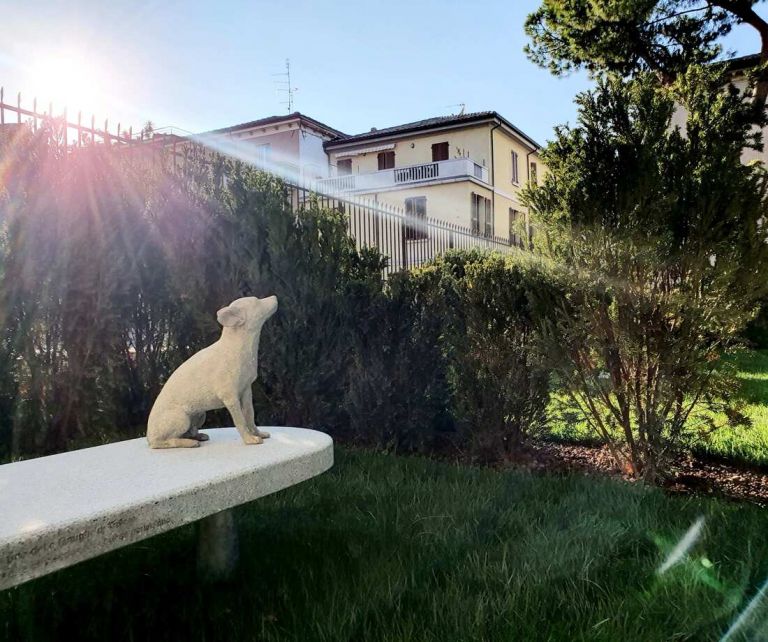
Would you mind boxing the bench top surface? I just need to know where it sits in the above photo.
[0,427,333,590]
[0,427,332,540]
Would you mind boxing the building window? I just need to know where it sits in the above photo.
[378,150,395,170]
[471,193,491,236]
[511,150,520,184]
[432,142,449,162]
[509,208,521,247]
[530,162,538,185]
[337,158,352,175]
[255,143,271,167]
[405,196,427,240]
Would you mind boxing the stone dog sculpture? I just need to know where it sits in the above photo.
[147,295,278,448]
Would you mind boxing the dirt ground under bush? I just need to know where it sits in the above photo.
[519,439,768,506]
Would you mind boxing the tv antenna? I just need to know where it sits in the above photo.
[446,103,466,115]
[273,58,298,113]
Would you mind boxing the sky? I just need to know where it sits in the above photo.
[0,0,764,146]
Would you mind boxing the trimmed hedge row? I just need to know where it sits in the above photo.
[0,142,551,463]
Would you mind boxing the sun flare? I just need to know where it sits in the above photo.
[26,52,106,114]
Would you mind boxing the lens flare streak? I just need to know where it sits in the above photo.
[721,576,768,642]
[657,516,705,575]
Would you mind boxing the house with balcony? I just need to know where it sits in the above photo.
[320,111,542,245]
[202,112,345,182]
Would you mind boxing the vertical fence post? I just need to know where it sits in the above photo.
[0,87,4,125]
[401,221,408,272]
[32,97,37,132]
[17,92,21,124]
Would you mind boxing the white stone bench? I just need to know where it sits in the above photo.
[0,426,333,590]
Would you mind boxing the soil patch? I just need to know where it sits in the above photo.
[521,439,768,506]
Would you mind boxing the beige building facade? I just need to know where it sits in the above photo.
[320,112,542,244]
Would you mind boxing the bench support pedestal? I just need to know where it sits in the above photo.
[197,509,239,582]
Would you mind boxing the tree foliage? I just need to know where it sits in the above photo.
[526,0,768,106]
[524,69,768,480]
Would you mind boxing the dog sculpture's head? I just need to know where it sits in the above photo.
[216,296,278,332]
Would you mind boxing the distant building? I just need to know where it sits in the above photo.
[202,112,345,181]
[671,53,768,165]
[319,111,542,245]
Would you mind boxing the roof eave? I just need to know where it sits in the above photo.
[325,112,540,152]
[202,113,346,139]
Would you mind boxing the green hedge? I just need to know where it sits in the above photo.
[0,138,553,463]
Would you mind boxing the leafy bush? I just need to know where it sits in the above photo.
[524,70,768,481]
[343,267,453,454]
[446,253,552,458]
[416,251,553,461]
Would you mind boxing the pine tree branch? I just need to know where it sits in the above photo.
[712,0,768,107]
[647,3,714,26]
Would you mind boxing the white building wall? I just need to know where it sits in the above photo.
[299,129,331,180]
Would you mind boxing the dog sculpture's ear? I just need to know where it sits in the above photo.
[216,305,246,327]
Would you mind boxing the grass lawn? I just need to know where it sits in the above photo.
[3,449,768,641]
[547,349,768,468]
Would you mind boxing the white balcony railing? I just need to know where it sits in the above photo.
[318,157,489,193]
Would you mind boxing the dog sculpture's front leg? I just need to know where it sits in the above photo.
[241,385,270,440]
[223,393,263,445]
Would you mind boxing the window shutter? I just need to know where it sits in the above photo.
[511,151,519,184]
[432,142,449,162]
[509,208,519,246]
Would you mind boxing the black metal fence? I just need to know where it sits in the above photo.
[0,87,144,146]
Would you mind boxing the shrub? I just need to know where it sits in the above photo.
[402,250,553,462]
[524,71,768,481]
[343,267,453,454]
[445,253,552,459]
[742,299,768,349]
[344,249,554,461]
[0,135,552,465]
[0,141,390,457]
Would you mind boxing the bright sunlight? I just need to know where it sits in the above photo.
[25,51,107,115]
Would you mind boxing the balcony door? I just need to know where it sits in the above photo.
[378,151,395,170]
